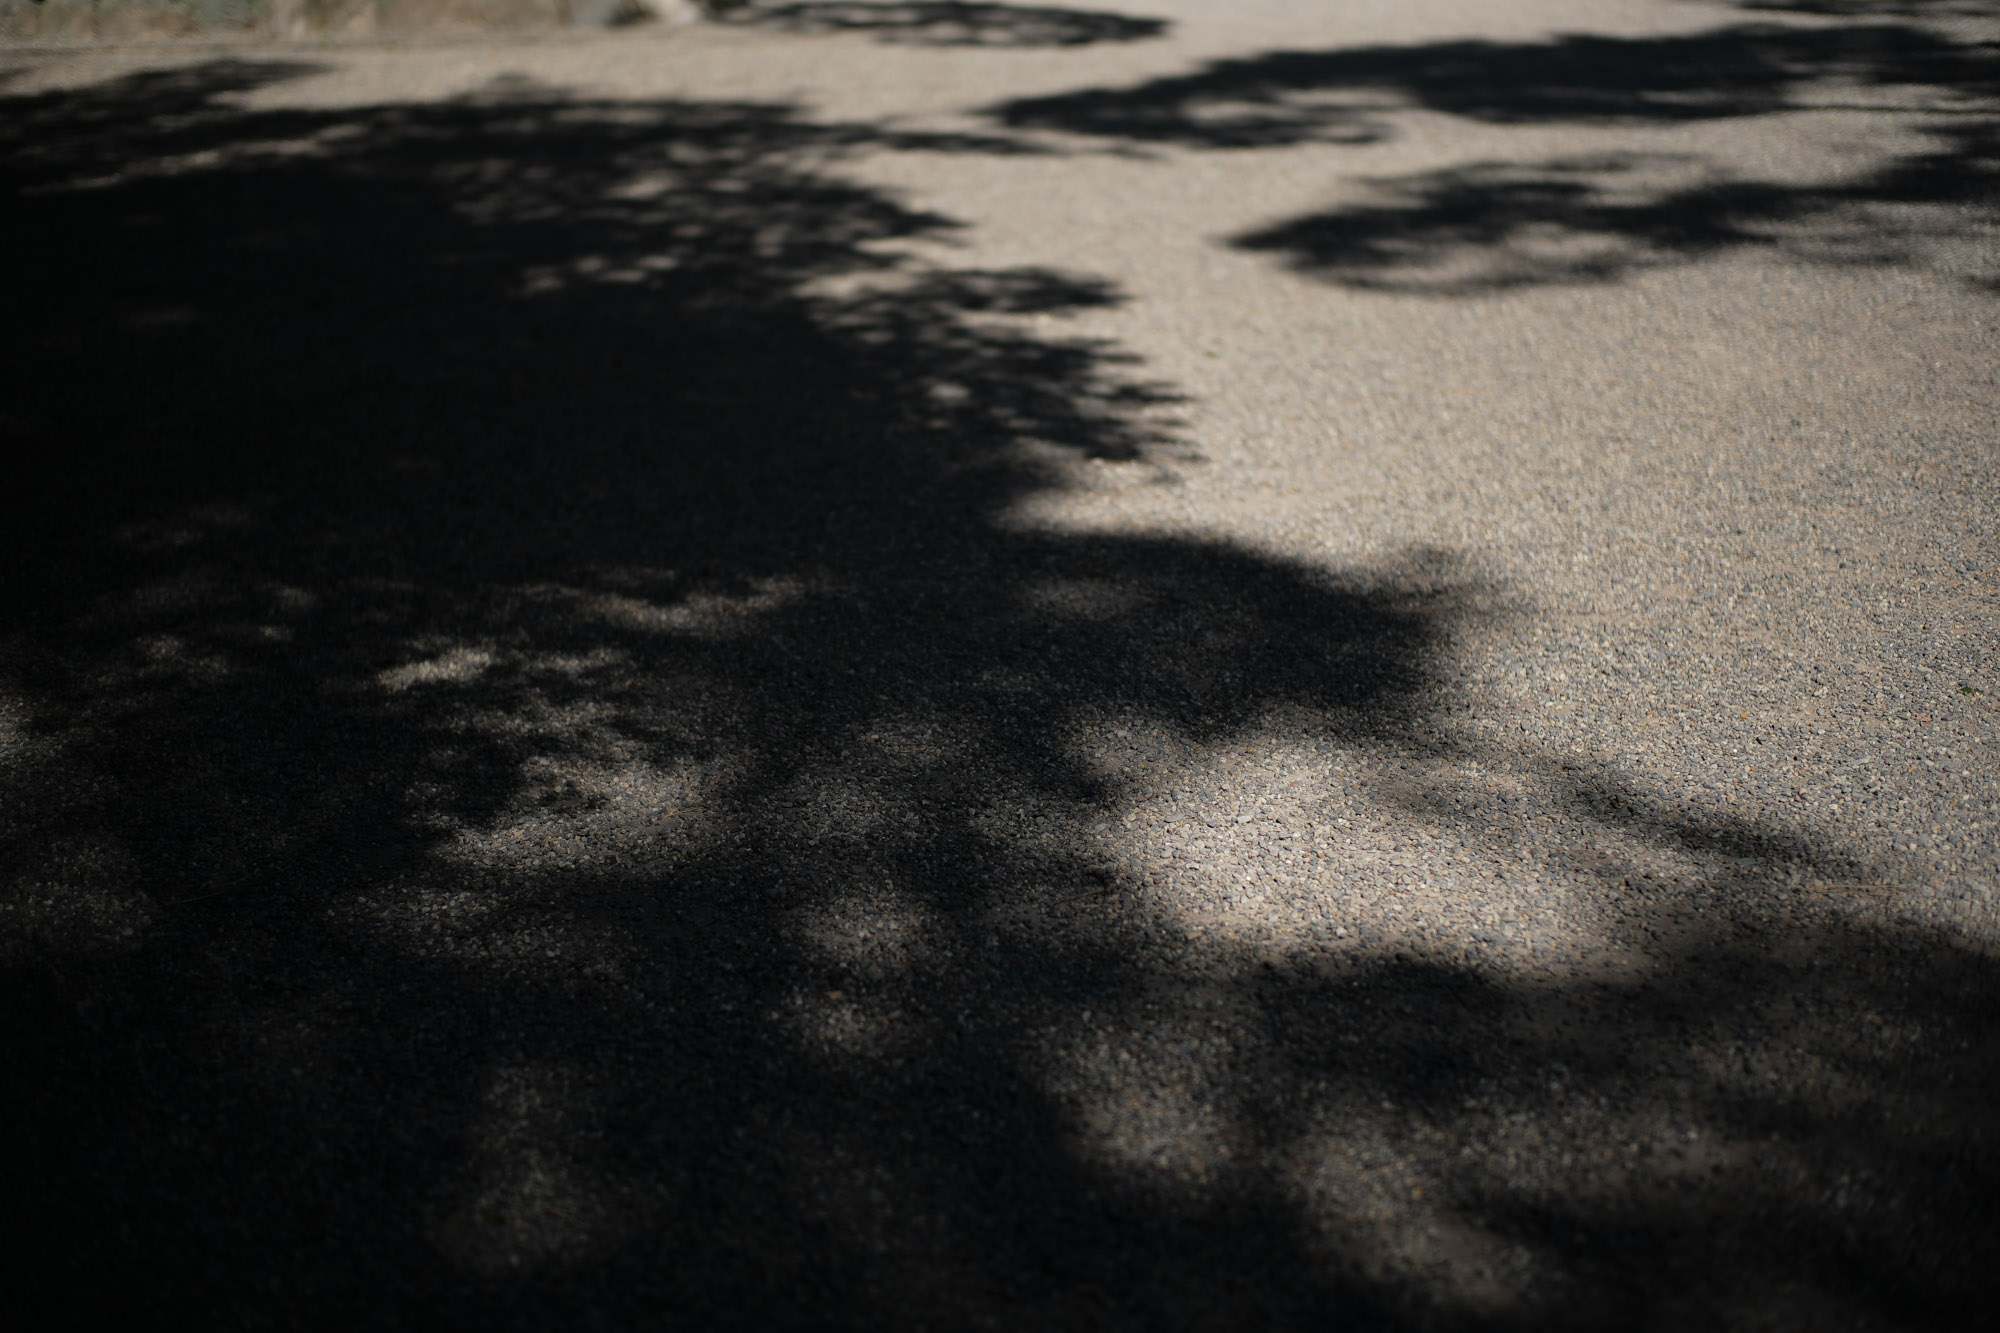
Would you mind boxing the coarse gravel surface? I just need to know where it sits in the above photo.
[3,2,1997,1328]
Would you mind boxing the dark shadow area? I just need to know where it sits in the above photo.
[991,22,2000,146]
[1232,124,2000,292]
[718,1,1168,47]
[1733,2,2000,15]
[992,20,2000,293]
[2,58,1996,1332]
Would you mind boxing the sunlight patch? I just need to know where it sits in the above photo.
[571,577,804,637]
[432,1063,627,1275]
[778,983,919,1063]
[0,694,26,764]
[436,756,714,875]
[796,882,937,979]
[377,646,494,692]
[1286,1117,1528,1314]
[137,632,234,684]
[1042,1006,1238,1187]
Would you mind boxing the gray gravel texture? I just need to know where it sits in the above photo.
[3,2,1997,1328]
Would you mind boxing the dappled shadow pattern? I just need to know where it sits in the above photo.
[3,58,1997,1332]
[1232,125,2000,292]
[992,23,2000,147]
[719,0,1167,46]
[992,20,2000,293]
[1735,1,2000,15]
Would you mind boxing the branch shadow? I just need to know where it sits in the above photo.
[714,1,1169,47]
[990,20,1999,293]
[1231,126,2000,293]
[992,23,2000,149]
[1729,1,2000,16]
[1,57,1995,1331]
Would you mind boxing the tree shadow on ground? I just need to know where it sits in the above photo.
[992,20,2000,292]
[993,23,2000,148]
[1730,1,2000,16]
[2,59,1996,1331]
[716,1,1168,46]
[1231,125,2000,293]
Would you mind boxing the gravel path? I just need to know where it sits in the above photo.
[3,3,1997,1327]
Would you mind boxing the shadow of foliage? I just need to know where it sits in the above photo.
[717,0,1168,47]
[1,57,1996,1332]
[990,19,2000,293]
[1231,124,2000,293]
[1733,1,2000,15]
[991,23,2000,147]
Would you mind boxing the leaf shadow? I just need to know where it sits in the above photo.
[0,56,1994,1331]
[1229,127,2000,293]
[715,0,1169,47]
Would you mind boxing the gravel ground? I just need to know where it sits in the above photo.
[3,2,1997,1328]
